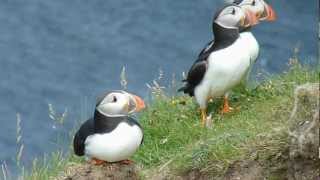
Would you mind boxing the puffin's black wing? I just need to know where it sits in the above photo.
[178,39,219,96]
[178,58,208,96]
[198,40,214,58]
[73,118,95,156]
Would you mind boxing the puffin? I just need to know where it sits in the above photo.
[230,0,276,63]
[185,0,276,120]
[73,90,145,165]
[179,5,259,126]
[199,0,276,60]
[222,0,277,112]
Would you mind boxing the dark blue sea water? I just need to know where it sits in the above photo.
[0,0,318,173]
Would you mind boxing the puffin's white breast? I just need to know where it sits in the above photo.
[239,31,259,63]
[194,36,252,108]
[84,122,143,162]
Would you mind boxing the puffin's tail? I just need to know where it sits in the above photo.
[178,79,187,92]
[178,84,194,96]
[178,86,186,92]
[73,132,85,156]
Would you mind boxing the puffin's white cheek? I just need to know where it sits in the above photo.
[98,103,128,116]
[97,104,111,115]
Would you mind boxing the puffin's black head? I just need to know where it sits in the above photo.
[213,5,258,30]
[96,90,145,117]
[231,0,276,21]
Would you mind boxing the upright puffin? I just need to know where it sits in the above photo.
[201,0,276,79]
[179,5,258,126]
[200,0,276,61]
[73,90,145,164]
[199,0,276,76]
[222,0,277,112]
[230,0,276,63]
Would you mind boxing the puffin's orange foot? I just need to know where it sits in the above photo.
[221,96,233,114]
[91,158,107,165]
[200,109,207,127]
[221,106,233,114]
[120,159,134,165]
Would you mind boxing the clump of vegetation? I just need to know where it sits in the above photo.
[136,62,318,179]
[2,60,318,180]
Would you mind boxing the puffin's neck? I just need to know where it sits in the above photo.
[240,26,252,33]
[212,22,239,45]
[93,110,126,133]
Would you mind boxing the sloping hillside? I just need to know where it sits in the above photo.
[22,63,318,180]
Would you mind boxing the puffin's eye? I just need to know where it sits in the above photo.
[231,8,236,15]
[252,0,256,6]
[112,96,117,102]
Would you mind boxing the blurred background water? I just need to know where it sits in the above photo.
[0,0,318,173]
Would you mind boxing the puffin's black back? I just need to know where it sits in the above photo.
[233,0,243,4]
[73,118,95,156]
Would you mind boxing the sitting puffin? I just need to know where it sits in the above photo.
[198,0,276,114]
[73,90,145,164]
[179,5,258,126]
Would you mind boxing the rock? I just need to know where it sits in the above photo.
[224,160,264,180]
[288,83,319,180]
[54,162,139,180]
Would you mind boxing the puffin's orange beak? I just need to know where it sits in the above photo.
[244,10,259,27]
[131,94,145,112]
[264,4,277,21]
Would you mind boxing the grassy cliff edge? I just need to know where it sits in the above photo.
[20,62,318,180]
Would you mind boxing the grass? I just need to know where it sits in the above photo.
[5,62,318,180]
[135,62,319,178]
